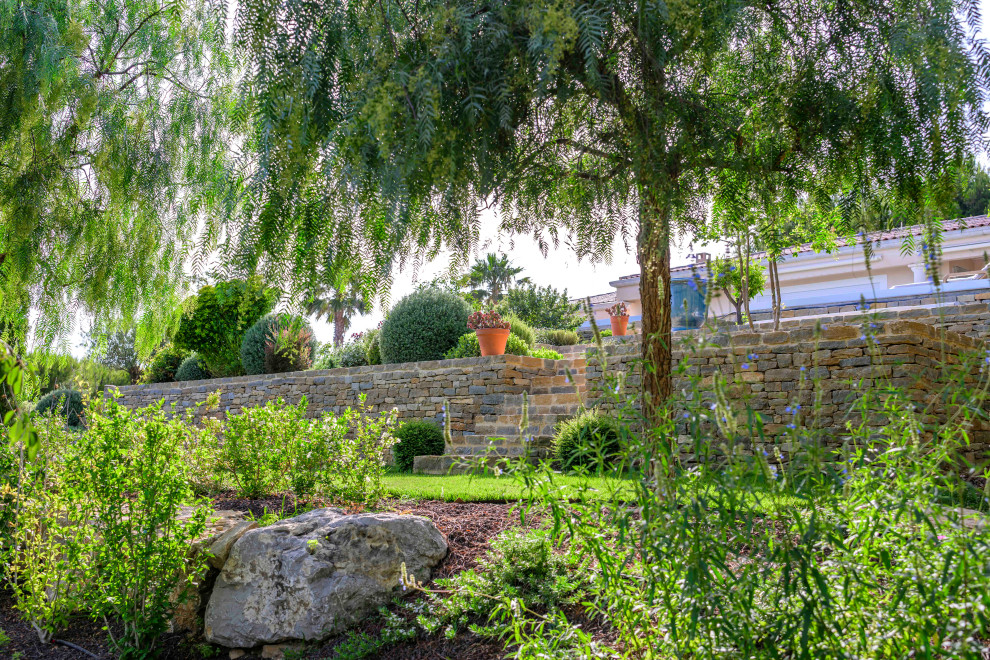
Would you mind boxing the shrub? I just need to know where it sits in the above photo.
[552,409,621,471]
[500,284,583,330]
[174,278,277,377]
[393,420,445,471]
[139,344,188,384]
[34,389,84,428]
[379,289,471,364]
[597,328,612,337]
[365,328,382,365]
[175,354,210,381]
[241,314,317,375]
[264,324,315,374]
[502,313,535,347]
[531,347,563,360]
[444,331,530,359]
[338,340,369,367]
[535,328,580,346]
[313,343,340,370]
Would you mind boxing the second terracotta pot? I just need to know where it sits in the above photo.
[476,327,511,356]
[609,315,629,336]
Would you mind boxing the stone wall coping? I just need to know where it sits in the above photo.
[110,353,561,394]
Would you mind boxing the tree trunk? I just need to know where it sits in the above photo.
[637,202,673,420]
[333,310,346,346]
[770,258,781,331]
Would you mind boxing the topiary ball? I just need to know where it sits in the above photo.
[379,289,471,364]
[35,388,85,428]
[393,419,446,471]
[175,354,211,381]
[140,344,189,383]
[553,409,621,471]
[443,331,530,359]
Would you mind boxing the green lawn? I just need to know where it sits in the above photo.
[382,470,807,513]
[383,471,630,502]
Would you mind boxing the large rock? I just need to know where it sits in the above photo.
[203,508,447,647]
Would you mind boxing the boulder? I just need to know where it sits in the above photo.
[203,508,448,647]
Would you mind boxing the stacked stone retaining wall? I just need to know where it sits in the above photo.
[586,321,990,465]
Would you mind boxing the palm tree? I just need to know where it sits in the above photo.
[461,253,529,306]
[306,273,369,346]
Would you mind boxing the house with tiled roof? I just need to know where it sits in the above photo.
[578,215,990,331]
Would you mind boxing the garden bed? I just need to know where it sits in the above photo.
[0,499,537,659]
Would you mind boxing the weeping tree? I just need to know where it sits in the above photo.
[233,0,989,422]
[0,0,239,349]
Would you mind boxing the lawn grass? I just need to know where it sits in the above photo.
[382,470,808,513]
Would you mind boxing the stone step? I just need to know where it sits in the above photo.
[454,433,554,449]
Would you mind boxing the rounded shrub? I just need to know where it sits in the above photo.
[379,289,471,364]
[175,354,210,382]
[444,332,530,359]
[337,341,369,367]
[140,344,188,384]
[393,420,446,471]
[536,328,580,346]
[531,347,563,360]
[35,388,84,428]
[502,313,535,347]
[553,409,621,471]
[241,314,317,375]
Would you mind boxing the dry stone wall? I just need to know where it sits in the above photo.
[586,321,990,465]
[109,355,560,438]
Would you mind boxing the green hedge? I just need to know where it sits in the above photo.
[536,328,580,346]
[140,345,188,384]
[393,420,446,471]
[380,289,471,364]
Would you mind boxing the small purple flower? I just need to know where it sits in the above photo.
[800,366,806,372]
[787,423,796,430]
[710,403,717,410]
[864,303,870,310]
[682,412,689,419]
[742,363,750,370]
[860,335,867,341]
[785,406,792,413]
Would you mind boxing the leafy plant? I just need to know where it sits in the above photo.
[313,343,341,370]
[264,324,315,374]
[459,253,529,305]
[501,313,535,347]
[552,409,621,471]
[34,389,84,428]
[380,289,471,364]
[393,420,445,471]
[174,279,277,377]
[531,348,563,360]
[535,329,580,346]
[466,310,510,329]
[241,314,318,375]
[175,354,210,382]
[139,344,189,384]
[710,256,767,325]
[365,328,382,365]
[444,332,530,359]
[606,301,628,316]
[501,285,583,331]
[338,340,370,368]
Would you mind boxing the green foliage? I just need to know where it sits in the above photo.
[380,289,471,364]
[305,269,370,346]
[139,345,188,384]
[443,332,530,359]
[392,420,445,472]
[597,328,612,338]
[535,328,581,346]
[502,286,583,331]
[174,279,277,378]
[365,328,382,365]
[502,313,535,347]
[211,396,397,502]
[460,253,528,305]
[175,355,211,382]
[264,323,315,375]
[241,314,317,375]
[710,256,767,324]
[0,0,239,347]
[86,329,142,383]
[313,343,340,370]
[338,341,370,368]
[531,347,563,360]
[240,314,278,375]
[34,389,84,428]
[553,409,621,471]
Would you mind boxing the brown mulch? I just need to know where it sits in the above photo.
[0,499,545,660]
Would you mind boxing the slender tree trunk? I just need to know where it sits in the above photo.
[333,310,345,346]
[770,258,782,330]
[637,201,673,420]
[742,232,755,330]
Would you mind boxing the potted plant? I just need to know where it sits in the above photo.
[468,310,511,356]
[607,301,629,336]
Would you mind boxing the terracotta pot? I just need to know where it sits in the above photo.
[609,315,629,336]
[476,327,511,356]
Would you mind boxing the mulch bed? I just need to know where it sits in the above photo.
[0,498,542,659]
